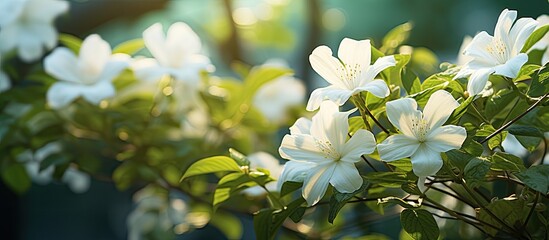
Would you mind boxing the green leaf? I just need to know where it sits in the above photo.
[444,150,476,173]
[515,165,549,195]
[400,209,439,240]
[485,89,517,120]
[328,181,368,223]
[521,25,549,53]
[1,163,31,194]
[58,34,82,54]
[112,38,145,55]
[40,153,70,171]
[289,207,306,223]
[210,211,243,239]
[112,162,138,190]
[490,152,525,172]
[180,156,241,180]
[364,172,412,188]
[381,22,413,54]
[213,172,254,209]
[254,198,306,240]
[402,68,421,95]
[478,198,527,236]
[280,181,303,197]
[507,125,544,138]
[528,65,549,97]
[253,208,274,240]
[463,157,490,188]
[445,96,473,125]
[515,135,542,152]
[476,124,507,150]
[462,140,484,157]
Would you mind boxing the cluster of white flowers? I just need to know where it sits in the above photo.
[277,9,549,206]
[16,142,90,193]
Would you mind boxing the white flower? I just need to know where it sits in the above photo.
[132,22,213,84]
[279,101,377,206]
[0,0,68,62]
[378,90,467,177]
[44,34,129,109]
[455,9,538,96]
[0,53,11,92]
[16,142,90,193]
[531,15,549,65]
[306,38,395,111]
[253,59,305,122]
[242,152,284,197]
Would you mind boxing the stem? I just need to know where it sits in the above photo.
[351,95,389,134]
[361,155,379,172]
[260,184,284,208]
[481,92,549,144]
[428,184,475,207]
[351,95,372,131]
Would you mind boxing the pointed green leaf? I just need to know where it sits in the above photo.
[113,38,145,55]
[521,25,549,53]
[491,152,526,172]
[181,156,241,180]
[58,34,82,54]
[516,165,549,195]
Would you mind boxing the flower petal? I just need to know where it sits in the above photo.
[426,125,467,152]
[354,79,390,98]
[508,17,537,53]
[341,129,376,163]
[302,163,336,206]
[306,85,353,111]
[78,34,111,79]
[45,48,81,83]
[165,22,202,66]
[311,101,350,149]
[80,81,116,105]
[277,161,313,190]
[279,134,329,163]
[360,55,396,83]
[98,54,129,82]
[493,53,528,78]
[47,82,82,109]
[378,134,420,161]
[309,46,346,89]
[289,117,312,135]
[467,67,494,96]
[463,31,498,64]
[329,162,363,193]
[24,0,69,23]
[494,9,516,43]
[337,38,371,68]
[385,97,422,137]
[132,58,168,82]
[143,23,170,66]
[410,145,443,177]
[423,90,460,129]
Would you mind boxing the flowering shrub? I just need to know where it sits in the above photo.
[1,1,549,239]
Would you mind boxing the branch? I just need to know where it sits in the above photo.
[481,92,549,144]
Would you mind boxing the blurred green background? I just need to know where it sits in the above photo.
[1,0,548,239]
